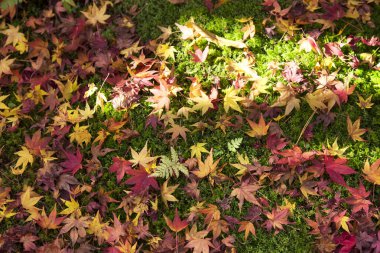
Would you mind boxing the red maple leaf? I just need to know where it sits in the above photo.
[60,149,83,175]
[346,183,372,214]
[125,166,159,194]
[324,156,356,186]
[109,157,133,183]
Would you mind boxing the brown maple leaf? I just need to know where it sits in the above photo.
[165,123,190,141]
[347,116,367,142]
[263,207,291,234]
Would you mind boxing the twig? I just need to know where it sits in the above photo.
[295,110,316,145]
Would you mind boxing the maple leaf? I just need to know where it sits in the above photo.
[199,204,220,224]
[60,196,80,215]
[156,43,176,60]
[106,213,126,244]
[60,216,89,244]
[36,205,65,229]
[0,56,14,78]
[357,94,374,109]
[190,45,209,63]
[87,211,109,243]
[238,221,256,240]
[125,166,159,194]
[299,173,319,199]
[241,21,255,40]
[190,143,209,159]
[346,183,372,214]
[323,156,356,186]
[109,157,133,183]
[78,103,95,120]
[246,114,270,138]
[230,181,261,211]
[347,116,367,142]
[11,146,34,175]
[298,36,321,54]
[158,26,173,42]
[333,211,351,233]
[54,78,79,101]
[189,91,214,115]
[25,130,50,157]
[223,86,244,113]
[362,159,380,185]
[129,142,157,168]
[264,207,291,234]
[1,25,28,53]
[120,40,144,58]
[165,123,189,141]
[0,95,9,110]
[60,149,83,175]
[21,186,42,221]
[147,84,171,111]
[81,2,112,26]
[161,180,179,208]
[164,208,188,232]
[325,138,348,158]
[69,123,92,147]
[20,234,39,252]
[192,150,220,179]
[185,226,214,253]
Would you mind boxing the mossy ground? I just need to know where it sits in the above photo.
[1,0,379,252]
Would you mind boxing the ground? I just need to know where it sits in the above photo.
[0,0,379,252]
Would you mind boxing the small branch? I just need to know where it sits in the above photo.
[295,111,316,145]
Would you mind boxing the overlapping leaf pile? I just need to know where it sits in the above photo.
[0,0,379,252]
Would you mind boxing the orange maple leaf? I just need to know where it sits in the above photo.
[246,114,270,138]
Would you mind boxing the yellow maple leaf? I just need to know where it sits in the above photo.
[347,116,367,142]
[54,78,79,101]
[87,211,109,241]
[231,152,250,176]
[120,41,143,58]
[156,43,176,60]
[161,180,179,208]
[81,2,112,26]
[223,86,244,113]
[0,56,15,78]
[25,85,48,105]
[129,142,157,168]
[189,91,214,115]
[326,138,348,158]
[363,159,380,185]
[12,146,34,175]
[78,103,95,120]
[0,95,9,110]
[69,123,92,147]
[60,196,80,215]
[357,94,374,109]
[1,25,28,53]
[21,186,42,221]
[190,143,209,159]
